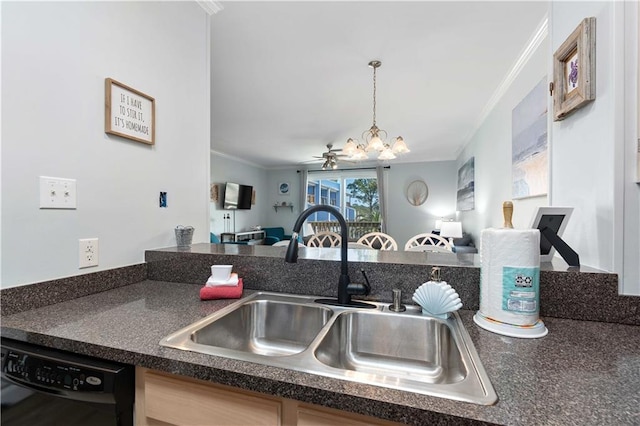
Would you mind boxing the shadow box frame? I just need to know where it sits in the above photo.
[552,17,596,121]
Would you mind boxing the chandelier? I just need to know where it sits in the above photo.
[342,60,409,161]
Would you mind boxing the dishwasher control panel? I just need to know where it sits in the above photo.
[2,348,106,392]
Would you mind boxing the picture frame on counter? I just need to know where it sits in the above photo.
[552,17,596,121]
[105,78,155,145]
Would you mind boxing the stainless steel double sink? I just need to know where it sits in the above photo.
[160,292,497,405]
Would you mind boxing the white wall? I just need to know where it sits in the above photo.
[623,1,640,294]
[457,36,549,241]
[210,152,269,236]
[386,161,458,248]
[1,2,210,288]
[549,0,640,295]
[550,2,617,275]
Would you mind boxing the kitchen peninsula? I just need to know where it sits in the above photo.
[1,244,639,425]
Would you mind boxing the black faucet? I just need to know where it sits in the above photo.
[285,205,375,308]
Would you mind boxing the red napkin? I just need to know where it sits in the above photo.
[200,278,243,300]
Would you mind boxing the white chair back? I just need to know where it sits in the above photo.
[306,231,341,247]
[357,232,398,251]
[404,233,453,252]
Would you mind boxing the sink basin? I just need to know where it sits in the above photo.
[314,311,466,385]
[160,292,497,405]
[191,299,332,356]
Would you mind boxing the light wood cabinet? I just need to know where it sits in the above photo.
[135,367,401,426]
[296,405,396,426]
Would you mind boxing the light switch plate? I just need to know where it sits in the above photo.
[39,176,77,209]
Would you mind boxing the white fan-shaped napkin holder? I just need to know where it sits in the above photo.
[412,267,462,319]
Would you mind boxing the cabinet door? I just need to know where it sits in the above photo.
[297,405,401,426]
[141,370,282,426]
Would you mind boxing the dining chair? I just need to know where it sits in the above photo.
[306,231,341,248]
[356,232,398,251]
[404,233,453,252]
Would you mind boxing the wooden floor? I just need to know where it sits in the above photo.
[1,392,116,426]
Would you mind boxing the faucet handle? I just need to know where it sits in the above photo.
[346,269,371,297]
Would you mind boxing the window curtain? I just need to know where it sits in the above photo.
[298,169,308,214]
[376,165,388,233]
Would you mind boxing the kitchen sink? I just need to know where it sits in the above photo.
[191,299,332,356]
[314,311,466,385]
[160,292,497,405]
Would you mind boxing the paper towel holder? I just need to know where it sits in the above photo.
[529,207,578,266]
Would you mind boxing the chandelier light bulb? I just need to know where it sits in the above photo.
[378,146,397,160]
[343,138,357,156]
[392,136,410,154]
[352,147,368,161]
[367,135,384,152]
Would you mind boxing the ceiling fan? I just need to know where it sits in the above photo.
[309,144,350,170]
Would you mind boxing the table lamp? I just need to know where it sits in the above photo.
[440,221,463,246]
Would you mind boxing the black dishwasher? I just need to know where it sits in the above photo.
[0,338,134,426]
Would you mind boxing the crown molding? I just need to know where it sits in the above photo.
[210,149,266,169]
[457,14,549,157]
[196,0,223,16]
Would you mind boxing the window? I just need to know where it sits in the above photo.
[305,171,380,240]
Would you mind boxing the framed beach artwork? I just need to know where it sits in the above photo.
[552,17,596,121]
[512,77,548,199]
[456,157,475,211]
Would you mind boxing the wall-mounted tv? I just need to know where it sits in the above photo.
[223,182,253,210]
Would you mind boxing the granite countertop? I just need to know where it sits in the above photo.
[1,280,639,425]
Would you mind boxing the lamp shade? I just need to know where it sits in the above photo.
[440,221,462,239]
[303,222,315,237]
[377,146,396,160]
[434,219,443,231]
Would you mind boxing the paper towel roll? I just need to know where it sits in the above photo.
[480,228,540,326]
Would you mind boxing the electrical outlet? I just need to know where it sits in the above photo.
[79,238,99,268]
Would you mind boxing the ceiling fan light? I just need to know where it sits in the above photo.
[342,138,357,156]
[378,146,396,160]
[392,136,410,154]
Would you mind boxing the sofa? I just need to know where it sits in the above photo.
[428,230,477,254]
[451,233,477,254]
[262,227,293,246]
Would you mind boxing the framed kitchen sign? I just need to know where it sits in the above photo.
[105,78,155,145]
[552,17,596,121]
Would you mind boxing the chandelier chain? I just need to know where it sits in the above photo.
[372,65,377,127]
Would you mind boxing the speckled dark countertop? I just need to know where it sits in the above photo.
[2,279,639,425]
